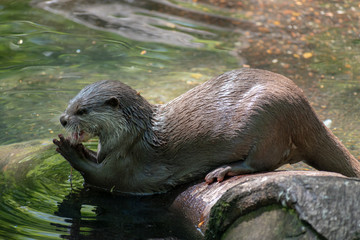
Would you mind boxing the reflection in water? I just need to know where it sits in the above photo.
[54,188,200,239]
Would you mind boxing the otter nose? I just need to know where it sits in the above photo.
[60,115,68,127]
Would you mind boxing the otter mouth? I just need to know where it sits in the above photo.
[72,130,92,143]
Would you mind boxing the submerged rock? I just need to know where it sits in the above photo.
[33,0,241,48]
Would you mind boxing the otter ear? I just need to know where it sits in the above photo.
[105,97,120,108]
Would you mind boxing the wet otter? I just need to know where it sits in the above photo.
[53,68,360,194]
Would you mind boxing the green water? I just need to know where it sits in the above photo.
[0,0,239,239]
[1,0,360,239]
[0,0,239,145]
[0,140,201,239]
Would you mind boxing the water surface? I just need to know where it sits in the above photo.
[0,0,240,239]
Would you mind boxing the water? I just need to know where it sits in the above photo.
[0,0,239,239]
[0,0,240,145]
[0,0,359,239]
[0,141,200,239]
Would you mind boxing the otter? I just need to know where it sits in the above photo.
[53,68,360,194]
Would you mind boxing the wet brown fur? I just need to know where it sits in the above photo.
[53,68,360,194]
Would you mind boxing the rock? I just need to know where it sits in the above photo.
[171,171,360,240]
[222,205,320,240]
[33,0,242,48]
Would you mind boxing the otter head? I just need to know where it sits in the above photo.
[60,80,153,149]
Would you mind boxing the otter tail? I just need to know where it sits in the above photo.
[301,116,360,178]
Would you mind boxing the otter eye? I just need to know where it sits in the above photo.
[75,108,87,116]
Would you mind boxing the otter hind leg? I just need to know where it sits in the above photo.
[205,161,255,184]
[205,136,295,184]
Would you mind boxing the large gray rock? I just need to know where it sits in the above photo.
[172,171,360,240]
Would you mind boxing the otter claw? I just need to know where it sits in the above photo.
[53,135,64,147]
[205,166,232,184]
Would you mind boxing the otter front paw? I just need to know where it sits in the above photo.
[205,165,232,184]
[53,134,87,165]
